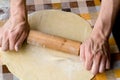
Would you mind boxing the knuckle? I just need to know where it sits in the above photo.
[88,52,94,57]
[86,65,91,71]
[9,31,17,36]
[96,52,102,57]
[87,53,94,60]
[85,61,90,70]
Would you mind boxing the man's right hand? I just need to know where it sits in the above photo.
[80,34,110,75]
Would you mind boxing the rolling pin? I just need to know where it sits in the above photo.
[27,30,82,56]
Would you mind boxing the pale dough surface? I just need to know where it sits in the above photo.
[0,10,93,80]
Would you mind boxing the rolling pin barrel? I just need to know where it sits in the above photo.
[27,30,81,56]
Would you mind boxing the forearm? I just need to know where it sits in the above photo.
[10,0,27,22]
[92,0,120,40]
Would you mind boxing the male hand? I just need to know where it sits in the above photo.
[0,17,30,51]
[80,36,110,75]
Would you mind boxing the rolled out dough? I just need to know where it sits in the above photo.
[0,10,93,80]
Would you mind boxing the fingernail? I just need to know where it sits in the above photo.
[99,68,104,73]
[15,46,19,51]
[15,45,22,51]
[91,69,97,75]
[16,47,18,51]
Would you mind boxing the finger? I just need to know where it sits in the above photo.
[91,53,102,75]
[80,44,85,62]
[99,55,106,73]
[103,45,110,69]
[15,32,27,51]
[9,31,21,51]
[107,52,111,69]
[2,33,9,51]
[8,26,23,51]
[85,45,93,71]
[106,58,110,69]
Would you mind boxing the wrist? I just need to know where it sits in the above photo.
[10,7,28,24]
[9,15,28,27]
[10,0,27,21]
[90,31,108,44]
[91,18,111,42]
[10,8,27,19]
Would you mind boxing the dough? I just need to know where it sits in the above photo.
[0,10,93,80]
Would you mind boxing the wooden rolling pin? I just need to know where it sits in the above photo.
[27,30,82,56]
